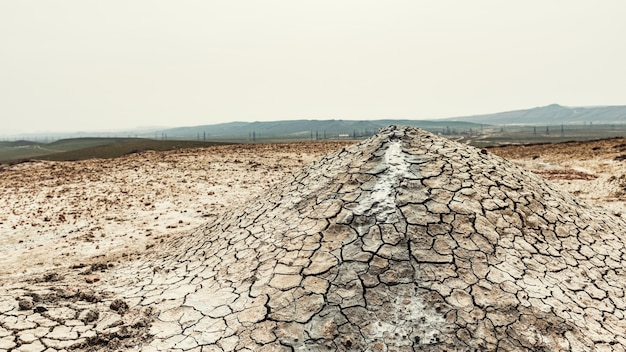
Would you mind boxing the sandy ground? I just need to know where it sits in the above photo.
[488,137,626,218]
[1,137,626,285]
[0,142,351,284]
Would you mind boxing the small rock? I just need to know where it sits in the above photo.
[131,317,150,328]
[90,262,109,272]
[29,292,42,302]
[117,325,132,338]
[43,272,62,282]
[79,289,102,302]
[34,306,48,313]
[81,309,99,323]
[18,298,34,310]
[110,299,129,314]
[85,274,100,284]
[59,287,78,298]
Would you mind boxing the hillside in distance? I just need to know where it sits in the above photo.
[0,138,142,164]
[159,105,626,140]
[446,104,626,125]
[0,138,229,164]
[160,119,481,140]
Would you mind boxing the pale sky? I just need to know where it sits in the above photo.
[1,1,625,133]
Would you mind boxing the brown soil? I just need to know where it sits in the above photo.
[489,137,626,216]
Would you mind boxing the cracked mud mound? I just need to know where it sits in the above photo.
[2,126,626,351]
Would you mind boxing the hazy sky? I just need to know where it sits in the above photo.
[2,1,625,133]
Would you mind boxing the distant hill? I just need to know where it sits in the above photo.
[0,140,39,147]
[0,137,229,164]
[445,104,626,125]
[159,105,626,141]
[160,119,482,140]
[36,140,229,162]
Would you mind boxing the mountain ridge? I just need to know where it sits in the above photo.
[162,105,626,139]
[5,104,626,141]
[445,103,626,125]
[160,119,479,140]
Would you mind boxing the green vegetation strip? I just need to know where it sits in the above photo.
[1,139,232,164]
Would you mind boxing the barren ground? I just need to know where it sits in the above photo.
[1,138,626,285]
[488,137,626,217]
[0,142,350,284]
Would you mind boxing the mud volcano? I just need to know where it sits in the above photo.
[2,125,626,351]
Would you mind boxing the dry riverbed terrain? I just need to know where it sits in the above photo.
[488,137,626,218]
[0,142,350,284]
[1,137,626,285]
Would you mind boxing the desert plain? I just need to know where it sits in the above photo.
[1,136,626,286]
[2,132,626,351]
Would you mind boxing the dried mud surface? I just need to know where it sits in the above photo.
[0,142,351,284]
[489,137,626,218]
[2,138,623,285]
[0,138,626,283]
[2,133,626,351]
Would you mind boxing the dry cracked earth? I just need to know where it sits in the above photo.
[2,127,626,351]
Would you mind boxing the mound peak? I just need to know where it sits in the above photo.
[2,126,626,351]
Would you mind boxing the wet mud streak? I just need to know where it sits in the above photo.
[353,135,415,223]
